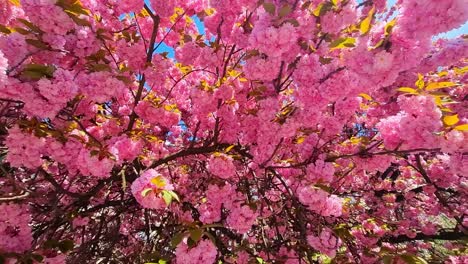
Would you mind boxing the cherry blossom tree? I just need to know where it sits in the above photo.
[0,0,467,263]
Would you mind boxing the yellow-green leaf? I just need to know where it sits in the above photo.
[360,6,375,35]
[370,39,385,49]
[8,0,20,6]
[433,96,444,107]
[168,190,180,202]
[330,37,356,49]
[224,145,235,153]
[454,124,468,131]
[162,190,173,206]
[313,2,333,17]
[139,8,150,17]
[141,188,153,197]
[415,73,424,89]
[440,107,453,113]
[443,114,459,126]
[384,19,396,36]
[397,87,418,94]
[150,176,167,188]
[359,93,372,101]
[349,137,361,144]
[437,71,448,77]
[312,3,323,16]
[294,135,306,144]
[360,16,372,35]
[454,66,468,75]
[425,82,456,91]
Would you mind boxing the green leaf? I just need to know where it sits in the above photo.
[256,257,266,264]
[31,254,44,262]
[400,254,428,264]
[25,39,49,49]
[96,28,112,40]
[186,237,196,248]
[89,64,111,72]
[56,0,90,16]
[333,224,352,239]
[116,75,133,84]
[278,4,292,18]
[66,12,92,27]
[17,19,43,33]
[58,240,74,253]
[301,1,312,10]
[284,18,300,27]
[0,24,12,34]
[319,56,333,65]
[183,34,193,43]
[171,232,186,248]
[330,37,355,49]
[382,255,393,264]
[263,2,276,15]
[145,261,167,264]
[189,228,203,243]
[201,223,224,229]
[20,64,55,80]
[44,239,59,249]
[13,27,30,35]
